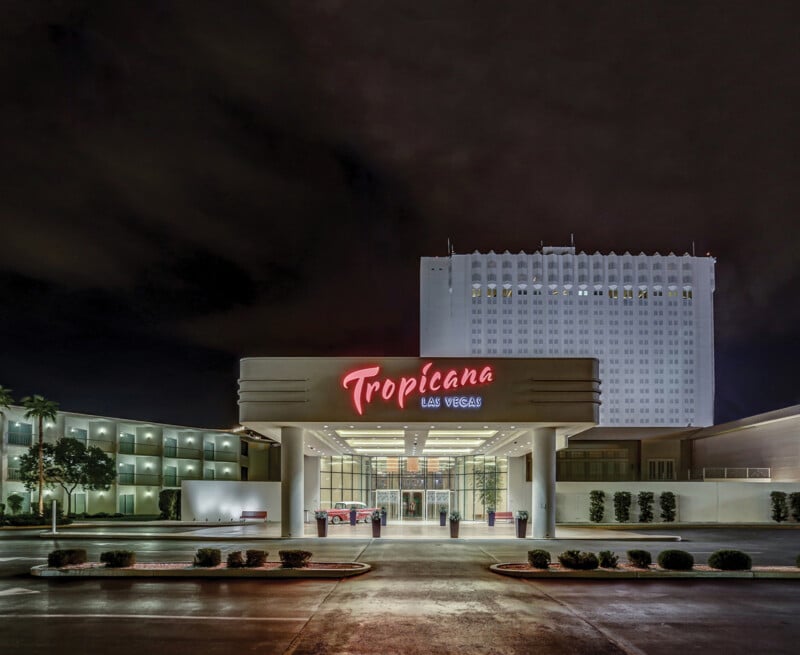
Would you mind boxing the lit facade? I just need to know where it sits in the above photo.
[0,406,247,515]
[420,247,716,427]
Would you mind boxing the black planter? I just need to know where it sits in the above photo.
[515,518,528,538]
[488,511,496,527]
[449,520,460,538]
[439,511,447,527]
[349,508,357,526]
[316,517,328,537]
[372,519,381,538]
[380,510,387,526]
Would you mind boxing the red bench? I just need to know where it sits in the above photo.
[494,512,514,522]
[240,510,267,521]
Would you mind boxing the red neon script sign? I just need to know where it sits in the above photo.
[342,362,494,416]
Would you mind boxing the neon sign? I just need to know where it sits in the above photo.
[342,362,494,416]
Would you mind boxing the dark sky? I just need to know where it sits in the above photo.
[1,2,798,427]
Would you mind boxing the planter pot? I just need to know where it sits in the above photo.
[381,511,387,526]
[349,509,357,526]
[515,518,528,538]
[449,520,460,538]
[372,519,381,538]
[488,511,496,527]
[439,511,447,527]
[316,518,328,537]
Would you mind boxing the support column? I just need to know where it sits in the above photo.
[281,427,305,538]
[531,427,556,539]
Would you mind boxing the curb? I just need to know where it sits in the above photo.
[31,562,371,579]
[490,563,800,579]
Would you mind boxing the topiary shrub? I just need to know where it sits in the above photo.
[100,550,136,568]
[279,550,312,568]
[589,490,605,523]
[627,549,652,568]
[708,549,752,571]
[637,491,654,523]
[657,549,694,571]
[246,549,268,567]
[527,549,551,569]
[789,492,800,522]
[771,491,789,522]
[598,550,619,568]
[227,551,245,568]
[659,491,677,522]
[557,550,599,570]
[48,549,87,567]
[194,548,222,567]
[613,492,631,522]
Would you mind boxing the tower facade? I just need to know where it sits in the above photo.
[420,246,715,427]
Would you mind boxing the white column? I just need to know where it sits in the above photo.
[531,427,556,539]
[281,427,305,537]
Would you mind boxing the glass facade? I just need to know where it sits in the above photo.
[319,455,508,521]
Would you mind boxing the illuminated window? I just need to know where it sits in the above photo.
[502,288,513,298]
[638,289,648,299]
[487,287,497,298]
[608,289,618,299]
[682,288,693,300]
[623,289,633,299]
[472,287,481,298]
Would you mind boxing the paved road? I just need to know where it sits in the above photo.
[0,529,798,654]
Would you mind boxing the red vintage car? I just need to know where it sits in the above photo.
[324,501,379,524]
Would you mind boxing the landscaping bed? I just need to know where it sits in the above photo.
[32,561,370,579]
[490,562,800,579]
[32,547,370,579]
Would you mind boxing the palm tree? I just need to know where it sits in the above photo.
[22,395,59,515]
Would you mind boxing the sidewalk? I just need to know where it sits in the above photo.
[37,519,682,541]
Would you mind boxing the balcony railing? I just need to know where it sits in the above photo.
[7,434,32,447]
[163,446,202,460]
[690,467,771,481]
[7,468,22,481]
[116,473,163,486]
[204,450,238,463]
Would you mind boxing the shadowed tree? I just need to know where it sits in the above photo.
[19,438,115,515]
[21,395,59,515]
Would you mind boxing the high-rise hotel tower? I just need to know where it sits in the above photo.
[420,246,715,427]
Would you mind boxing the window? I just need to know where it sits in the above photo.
[502,287,513,298]
[648,459,675,481]
[608,289,618,299]
[472,287,481,298]
[240,441,249,457]
[7,421,33,447]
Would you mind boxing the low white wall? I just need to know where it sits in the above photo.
[181,481,281,522]
[556,481,800,523]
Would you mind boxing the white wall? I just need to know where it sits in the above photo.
[181,481,281,522]
[556,481,800,523]
[304,456,320,517]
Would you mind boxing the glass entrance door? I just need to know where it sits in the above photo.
[375,489,400,520]
[402,490,423,520]
[425,490,451,520]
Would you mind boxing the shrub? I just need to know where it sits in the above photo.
[627,549,652,568]
[770,491,789,523]
[613,492,631,522]
[527,549,551,569]
[7,513,72,526]
[194,548,221,567]
[227,551,245,568]
[589,490,605,523]
[279,550,312,568]
[789,493,800,522]
[657,549,694,571]
[598,550,619,568]
[100,550,136,568]
[557,550,599,570]
[659,491,677,522]
[6,493,24,515]
[449,511,461,522]
[246,549,268,567]
[158,489,182,520]
[637,491,654,523]
[48,549,87,567]
[708,549,752,571]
